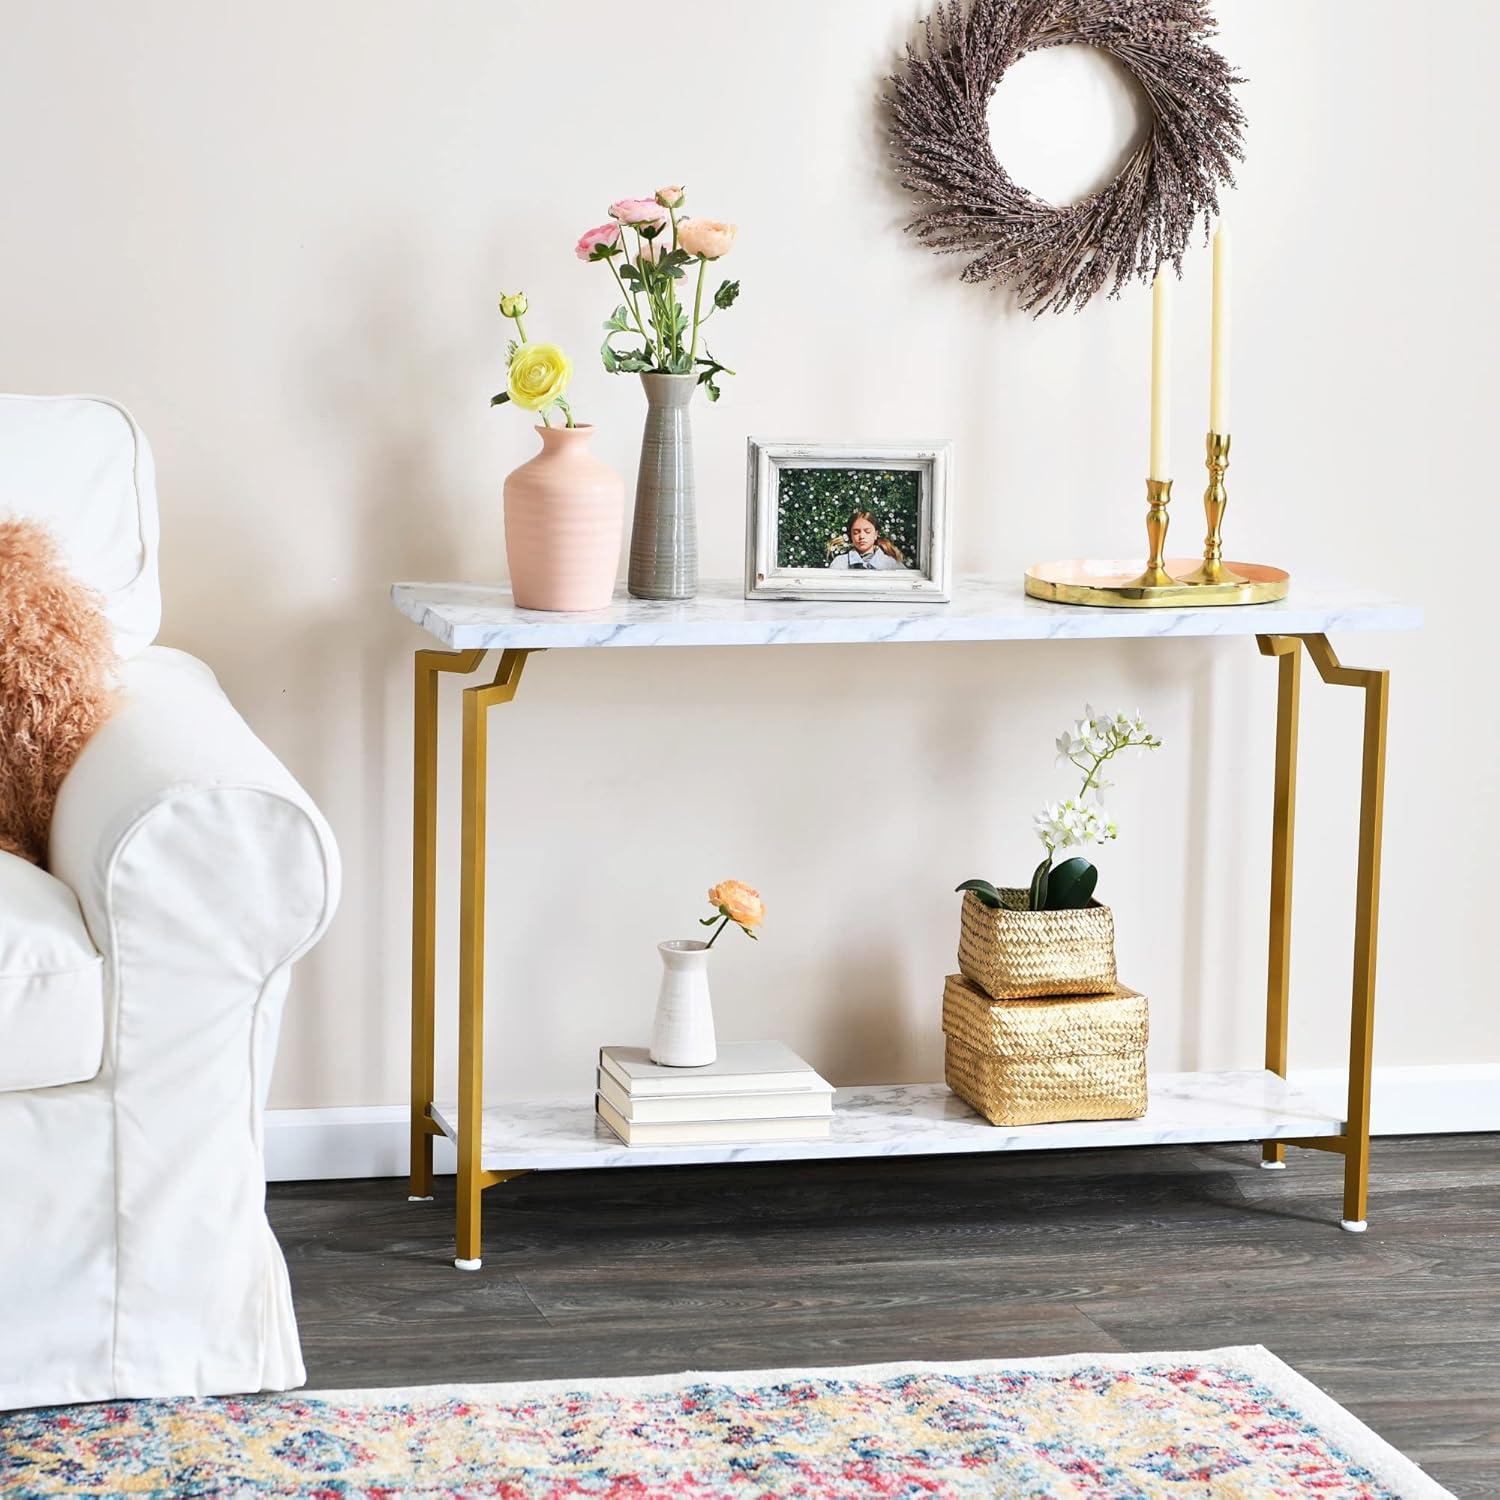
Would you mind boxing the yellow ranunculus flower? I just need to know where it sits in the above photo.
[508,343,572,411]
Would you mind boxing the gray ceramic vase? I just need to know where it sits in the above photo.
[628,372,697,600]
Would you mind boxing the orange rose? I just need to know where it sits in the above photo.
[679,217,737,260]
[708,879,764,928]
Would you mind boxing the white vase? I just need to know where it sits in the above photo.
[648,940,717,1067]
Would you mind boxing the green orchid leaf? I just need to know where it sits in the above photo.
[1043,857,1098,910]
[955,878,1003,909]
[1028,856,1052,912]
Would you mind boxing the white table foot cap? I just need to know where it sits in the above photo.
[1259,1160,1287,1170]
[454,1257,483,1270]
[408,1195,434,1202]
[1340,1219,1368,1233]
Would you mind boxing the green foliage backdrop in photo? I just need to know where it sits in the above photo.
[775,468,923,569]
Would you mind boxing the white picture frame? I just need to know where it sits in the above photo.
[745,439,953,602]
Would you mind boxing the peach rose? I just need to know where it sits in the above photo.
[655,185,686,209]
[678,217,737,260]
[708,880,764,928]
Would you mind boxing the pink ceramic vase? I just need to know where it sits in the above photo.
[503,425,624,611]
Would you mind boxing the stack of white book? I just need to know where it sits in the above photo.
[595,1041,834,1146]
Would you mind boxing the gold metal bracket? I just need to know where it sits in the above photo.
[478,1168,532,1191]
[1254,633,1389,1227]
[1281,1136,1348,1156]
[409,645,541,1267]
[414,630,1389,1256]
[1257,635,1300,1167]
[457,650,538,1265]
[410,648,489,1200]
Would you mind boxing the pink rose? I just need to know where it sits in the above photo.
[609,196,669,227]
[575,222,622,262]
[679,217,737,260]
[655,185,686,209]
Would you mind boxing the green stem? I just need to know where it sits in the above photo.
[703,913,730,949]
[512,313,529,343]
[633,228,664,367]
[555,396,575,429]
[688,256,709,363]
[668,209,685,366]
[606,257,650,354]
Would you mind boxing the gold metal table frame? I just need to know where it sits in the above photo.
[408,633,1388,1269]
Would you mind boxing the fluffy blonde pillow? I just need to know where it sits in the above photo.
[0,518,115,865]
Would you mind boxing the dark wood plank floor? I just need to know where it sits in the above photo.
[269,1134,1500,1496]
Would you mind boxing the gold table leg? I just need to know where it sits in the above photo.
[1257,636,1301,1168]
[410,649,486,1201]
[1303,635,1389,1231]
[455,649,535,1269]
[1257,634,1389,1231]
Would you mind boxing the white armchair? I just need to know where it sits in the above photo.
[0,394,340,1410]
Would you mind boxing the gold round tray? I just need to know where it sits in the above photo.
[1024,559,1290,609]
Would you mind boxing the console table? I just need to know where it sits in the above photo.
[392,577,1420,1269]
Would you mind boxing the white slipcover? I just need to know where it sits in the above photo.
[0,855,103,1093]
[0,394,161,658]
[0,397,339,1411]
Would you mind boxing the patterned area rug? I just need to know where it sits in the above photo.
[2,1345,1448,1498]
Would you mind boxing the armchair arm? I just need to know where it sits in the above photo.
[46,645,339,1395]
[51,646,340,971]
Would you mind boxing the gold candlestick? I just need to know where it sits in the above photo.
[1124,478,1175,590]
[1023,431,1290,607]
[1181,431,1246,586]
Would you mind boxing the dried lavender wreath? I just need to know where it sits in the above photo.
[889,0,1245,313]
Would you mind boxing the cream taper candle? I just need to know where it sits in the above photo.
[1209,220,1231,433]
[1149,266,1171,481]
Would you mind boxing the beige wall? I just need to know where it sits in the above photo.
[3,1,1493,1109]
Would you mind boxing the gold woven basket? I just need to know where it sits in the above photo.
[958,889,1117,1000]
[942,972,1147,1126]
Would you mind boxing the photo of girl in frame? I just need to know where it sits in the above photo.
[826,508,912,571]
[745,439,951,603]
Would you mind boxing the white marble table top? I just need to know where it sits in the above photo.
[392,576,1420,651]
[431,1069,1340,1173]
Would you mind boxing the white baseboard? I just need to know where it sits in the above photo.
[262,1065,1500,1183]
[1288,1064,1500,1139]
[264,1105,454,1183]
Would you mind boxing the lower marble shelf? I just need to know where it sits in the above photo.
[430,1068,1341,1174]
